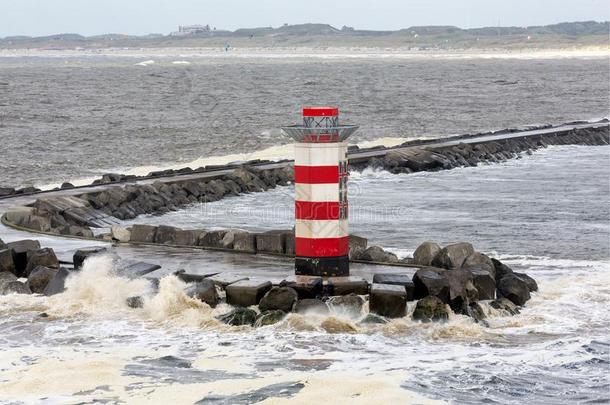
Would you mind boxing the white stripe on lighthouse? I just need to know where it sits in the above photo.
[295,219,349,239]
[295,183,340,202]
[295,143,348,166]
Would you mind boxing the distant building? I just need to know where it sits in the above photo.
[170,24,211,36]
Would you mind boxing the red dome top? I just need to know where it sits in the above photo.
[302,107,339,117]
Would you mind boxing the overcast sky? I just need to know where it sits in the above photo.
[1,0,608,37]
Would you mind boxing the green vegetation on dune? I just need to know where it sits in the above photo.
[0,21,608,50]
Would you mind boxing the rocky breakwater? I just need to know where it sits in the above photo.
[2,166,294,239]
[352,124,609,174]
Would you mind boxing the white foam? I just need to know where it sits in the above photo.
[134,60,155,66]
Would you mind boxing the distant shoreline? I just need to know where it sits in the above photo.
[0,46,607,60]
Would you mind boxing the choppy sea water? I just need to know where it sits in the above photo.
[0,54,609,403]
[0,55,608,187]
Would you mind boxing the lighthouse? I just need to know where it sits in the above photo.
[281,107,359,277]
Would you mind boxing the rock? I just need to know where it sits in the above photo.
[73,247,107,269]
[259,287,298,312]
[293,298,329,314]
[0,239,4,249]
[470,268,496,300]
[111,225,131,243]
[174,230,201,246]
[462,252,496,278]
[358,313,389,325]
[64,225,94,238]
[491,258,514,280]
[6,240,41,277]
[3,207,35,226]
[185,279,219,308]
[255,232,285,254]
[255,310,286,327]
[43,268,71,296]
[372,273,415,301]
[217,308,257,326]
[443,269,479,313]
[514,272,538,292]
[153,225,178,245]
[412,296,450,322]
[412,268,450,303]
[198,230,227,248]
[126,296,144,308]
[207,273,249,288]
[27,266,58,294]
[24,248,59,277]
[226,279,272,307]
[0,187,16,196]
[130,224,157,243]
[467,302,487,323]
[284,232,295,255]
[23,215,51,232]
[358,246,398,263]
[0,281,31,295]
[0,271,18,288]
[369,283,407,318]
[119,262,161,278]
[349,235,368,259]
[431,242,475,269]
[413,241,442,266]
[60,182,75,189]
[497,274,531,306]
[233,232,257,252]
[321,317,358,334]
[280,275,322,299]
[0,249,16,275]
[490,297,520,315]
[326,276,369,296]
[328,293,364,317]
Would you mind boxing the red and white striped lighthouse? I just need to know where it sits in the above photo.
[282,107,359,277]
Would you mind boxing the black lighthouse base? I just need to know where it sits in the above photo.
[295,255,349,277]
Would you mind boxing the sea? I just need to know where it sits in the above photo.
[0,51,608,404]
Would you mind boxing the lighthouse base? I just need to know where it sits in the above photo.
[295,256,349,277]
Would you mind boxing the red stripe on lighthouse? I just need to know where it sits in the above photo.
[294,165,339,184]
[295,236,349,257]
[295,201,342,220]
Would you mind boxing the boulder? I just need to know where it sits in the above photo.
[258,287,298,312]
[348,235,368,259]
[412,296,449,322]
[491,258,514,280]
[490,297,520,315]
[111,225,131,243]
[431,242,475,269]
[233,232,257,253]
[328,293,364,317]
[60,182,75,189]
[467,302,487,323]
[73,247,107,269]
[280,275,323,299]
[0,281,31,295]
[185,279,219,308]
[497,274,531,306]
[0,271,18,287]
[326,276,369,296]
[3,207,35,226]
[413,241,442,266]
[24,248,59,277]
[130,224,157,243]
[412,268,450,303]
[372,273,415,301]
[119,262,161,278]
[27,266,59,294]
[462,252,496,278]
[514,272,538,292]
[217,308,257,326]
[0,249,16,275]
[0,187,16,197]
[255,310,286,327]
[470,268,496,300]
[369,283,407,318]
[359,313,389,325]
[443,269,479,313]
[126,296,144,308]
[226,279,272,307]
[6,240,41,276]
[293,298,329,314]
[43,268,71,296]
[358,246,398,263]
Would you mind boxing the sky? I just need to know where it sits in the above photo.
[1,0,608,37]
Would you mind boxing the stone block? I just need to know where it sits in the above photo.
[43,268,71,296]
[256,232,285,254]
[233,233,257,253]
[73,247,107,269]
[119,262,161,278]
[225,279,272,307]
[198,230,227,248]
[326,276,369,296]
[174,230,201,246]
[369,283,407,318]
[7,240,41,276]
[154,225,178,245]
[207,273,249,288]
[284,232,295,255]
[0,248,15,275]
[372,273,415,301]
[280,275,323,299]
[24,247,59,277]
[130,224,157,243]
[111,225,131,243]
